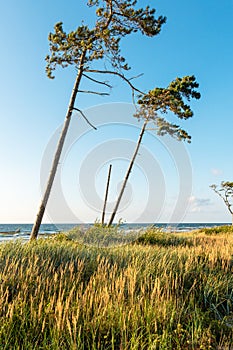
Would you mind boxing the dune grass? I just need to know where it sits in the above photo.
[1,226,233,349]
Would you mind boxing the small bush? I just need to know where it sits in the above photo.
[135,228,193,247]
[201,225,233,235]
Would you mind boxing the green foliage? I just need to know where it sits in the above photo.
[136,75,201,142]
[200,225,233,235]
[89,0,166,37]
[46,0,166,78]
[44,0,200,143]
[135,228,193,247]
[63,223,142,247]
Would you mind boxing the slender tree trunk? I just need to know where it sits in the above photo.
[232,213,233,226]
[101,164,112,225]
[108,122,147,226]
[30,52,86,240]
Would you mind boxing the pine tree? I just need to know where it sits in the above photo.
[210,182,233,225]
[30,0,166,239]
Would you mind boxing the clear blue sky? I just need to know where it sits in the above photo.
[0,0,232,224]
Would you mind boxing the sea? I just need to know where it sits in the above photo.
[0,222,230,242]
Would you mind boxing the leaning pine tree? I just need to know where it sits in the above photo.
[210,182,233,225]
[30,0,167,240]
[108,76,200,226]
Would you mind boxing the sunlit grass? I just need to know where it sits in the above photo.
[1,226,233,349]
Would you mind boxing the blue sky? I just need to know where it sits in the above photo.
[0,0,232,224]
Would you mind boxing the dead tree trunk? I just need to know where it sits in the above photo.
[101,164,112,225]
[30,52,86,240]
[108,122,147,226]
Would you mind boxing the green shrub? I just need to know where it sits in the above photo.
[201,225,233,235]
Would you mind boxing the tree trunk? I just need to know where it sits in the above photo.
[108,122,147,226]
[30,52,86,240]
[101,164,112,225]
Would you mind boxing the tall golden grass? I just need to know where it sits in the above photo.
[1,226,233,349]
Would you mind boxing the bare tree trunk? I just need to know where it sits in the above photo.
[30,52,86,240]
[101,164,112,225]
[108,122,147,226]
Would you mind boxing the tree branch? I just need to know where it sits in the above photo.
[84,69,145,95]
[128,73,144,81]
[224,191,233,214]
[78,90,110,96]
[83,73,112,88]
[72,107,97,130]
[103,0,113,30]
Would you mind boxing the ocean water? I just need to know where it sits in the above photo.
[0,222,230,242]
